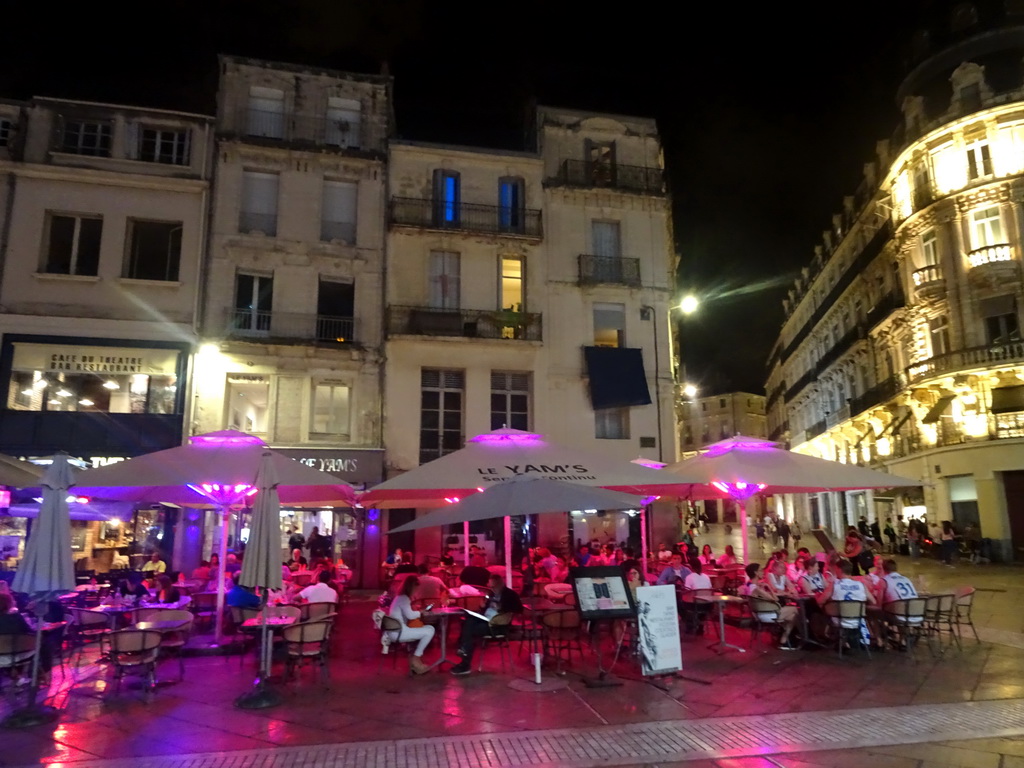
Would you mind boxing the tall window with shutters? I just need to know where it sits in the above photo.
[311,382,350,438]
[240,171,279,236]
[591,220,621,258]
[500,256,523,311]
[420,370,464,464]
[325,97,361,147]
[432,169,461,227]
[429,251,460,309]
[971,206,1003,248]
[490,372,530,431]
[498,176,525,233]
[929,315,950,357]
[247,87,285,139]
[966,140,993,181]
[321,180,357,243]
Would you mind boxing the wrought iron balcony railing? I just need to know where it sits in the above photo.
[389,197,542,237]
[221,309,356,344]
[577,254,641,286]
[386,305,542,341]
[225,108,387,153]
[550,159,664,195]
[905,339,1024,385]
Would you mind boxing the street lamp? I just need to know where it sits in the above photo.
[679,294,699,315]
[682,383,698,399]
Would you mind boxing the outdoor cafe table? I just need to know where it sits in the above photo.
[241,615,298,679]
[420,607,465,671]
[544,583,574,602]
[697,594,746,655]
[135,618,190,686]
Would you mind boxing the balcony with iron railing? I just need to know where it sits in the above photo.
[804,418,827,442]
[905,339,1024,386]
[386,305,542,341]
[389,197,542,238]
[220,309,357,344]
[548,159,664,195]
[225,108,387,154]
[912,264,945,300]
[577,254,641,287]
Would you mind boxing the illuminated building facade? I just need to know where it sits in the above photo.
[767,1,1024,560]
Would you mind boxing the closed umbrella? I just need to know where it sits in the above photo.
[235,452,284,709]
[659,436,922,561]
[74,430,353,644]
[6,454,75,728]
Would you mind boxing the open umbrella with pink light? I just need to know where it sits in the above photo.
[658,436,922,561]
[74,430,354,644]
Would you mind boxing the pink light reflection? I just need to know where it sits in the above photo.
[711,480,766,500]
[187,482,255,505]
[469,432,542,443]
[190,433,265,446]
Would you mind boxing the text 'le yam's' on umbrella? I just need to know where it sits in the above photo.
[360,427,686,509]
[72,430,355,645]
[659,436,922,561]
[0,453,44,489]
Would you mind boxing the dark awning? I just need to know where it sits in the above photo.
[583,346,652,410]
[921,395,956,424]
[991,385,1024,414]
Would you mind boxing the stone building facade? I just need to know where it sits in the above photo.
[679,392,767,453]
[767,1,1024,560]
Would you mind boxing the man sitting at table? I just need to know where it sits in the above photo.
[141,552,166,577]
[227,580,261,610]
[413,564,448,602]
[458,554,491,588]
[288,549,308,571]
[881,559,918,604]
[656,553,692,585]
[298,570,338,604]
[450,574,523,676]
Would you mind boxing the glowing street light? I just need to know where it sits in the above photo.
[679,294,699,315]
[682,383,698,399]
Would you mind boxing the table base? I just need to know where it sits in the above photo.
[708,603,746,655]
[235,680,283,710]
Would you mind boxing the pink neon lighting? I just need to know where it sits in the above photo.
[189,433,265,446]
[705,440,777,456]
[187,482,255,505]
[633,459,666,469]
[469,432,542,443]
[711,481,767,500]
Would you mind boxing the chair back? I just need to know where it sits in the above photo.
[283,619,331,645]
[157,609,194,631]
[270,605,301,621]
[131,607,168,625]
[0,632,35,658]
[230,606,261,625]
[562,591,577,607]
[291,572,313,587]
[541,609,580,630]
[70,607,110,629]
[110,628,162,654]
[300,601,336,621]
[749,597,782,617]
[954,586,975,616]
[926,593,956,617]
[380,615,402,633]
[488,612,514,628]
[884,597,927,622]
[192,592,218,612]
[824,600,866,620]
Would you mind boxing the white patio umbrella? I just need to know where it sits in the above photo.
[74,430,354,644]
[235,452,284,709]
[6,454,75,728]
[659,436,922,561]
[362,427,681,567]
[0,453,43,489]
[388,474,647,585]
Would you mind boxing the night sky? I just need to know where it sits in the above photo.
[0,1,928,394]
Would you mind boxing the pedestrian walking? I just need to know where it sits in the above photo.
[791,520,802,549]
[779,519,791,550]
[755,519,766,553]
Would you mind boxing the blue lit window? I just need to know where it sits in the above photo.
[498,176,524,232]
[432,169,460,227]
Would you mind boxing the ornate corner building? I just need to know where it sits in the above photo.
[766,0,1024,560]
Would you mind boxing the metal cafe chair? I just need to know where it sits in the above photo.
[823,600,871,659]
[476,612,515,673]
[882,597,930,658]
[282,620,332,682]
[953,586,980,643]
[107,629,162,694]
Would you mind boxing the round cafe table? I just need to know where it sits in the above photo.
[420,607,465,671]
[544,583,573,602]
[696,594,746,654]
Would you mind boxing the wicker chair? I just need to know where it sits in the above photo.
[953,586,980,642]
[153,609,194,680]
[883,598,930,658]
[108,629,162,693]
[476,613,515,672]
[282,620,332,682]
[190,592,218,632]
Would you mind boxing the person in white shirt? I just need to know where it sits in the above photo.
[819,560,875,643]
[881,559,919,604]
[387,575,434,675]
[742,562,798,649]
[698,545,715,567]
[298,571,339,605]
[799,558,826,596]
[683,560,713,591]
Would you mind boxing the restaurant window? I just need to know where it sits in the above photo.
[498,176,525,232]
[311,382,350,438]
[966,141,993,181]
[595,407,628,439]
[226,374,269,433]
[321,180,357,243]
[432,169,460,227]
[233,272,273,335]
[240,171,279,236]
[593,302,625,347]
[247,86,285,139]
[929,315,951,356]
[61,119,112,156]
[138,127,190,165]
[490,372,530,431]
[981,295,1020,344]
[500,256,524,311]
[42,213,102,276]
[420,369,464,464]
[326,96,361,147]
[5,342,179,414]
[124,220,182,281]
[429,251,460,309]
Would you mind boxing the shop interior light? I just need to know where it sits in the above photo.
[33,379,48,390]
[78,399,94,406]
[102,380,120,390]
[56,389,72,397]
[21,389,33,396]
[47,399,61,405]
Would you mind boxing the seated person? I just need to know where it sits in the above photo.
[798,557,826,596]
[575,545,592,567]
[387,576,434,675]
[450,574,523,676]
[657,543,674,562]
[288,549,308,571]
[151,575,181,604]
[0,592,55,675]
[413,563,448,602]
[745,567,800,650]
[141,552,166,579]
[881,558,918,604]
[716,545,739,567]
[394,552,418,575]
[698,545,715,567]
[226,580,261,610]
[656,553,692,585]
[457,555,491,589]
[762,558,798,600]
[191,560,212,583]
[298,570,339,604]
[683,560,713,591]
[224,553,242,576]
[548,557,570,583]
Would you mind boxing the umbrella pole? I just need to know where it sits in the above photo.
[215,505,229,646]
[235,591,282,709]
[739,500,749,563]
[640,505,649,583]
[463,520,470,566]
[504,515,512,587]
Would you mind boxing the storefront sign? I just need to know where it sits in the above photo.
[273,447,384,485]
[12,343,180,375]
[635,584,682,676]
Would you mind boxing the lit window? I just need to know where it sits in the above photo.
[593,302,625,347]
[500,256,523,312]
[498,177,525,233]
[966,141,992,180]
[226,375,269,432]
[929,316,950,357]
[970,206,1004,248]
[311,382,350,437]
[921,228,939,266]
[432,169,460,226]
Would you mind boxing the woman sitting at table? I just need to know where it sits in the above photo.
[152,575,181,605]
[716,545,739,567]
[698,544,715,567]
[387,576,434,675]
